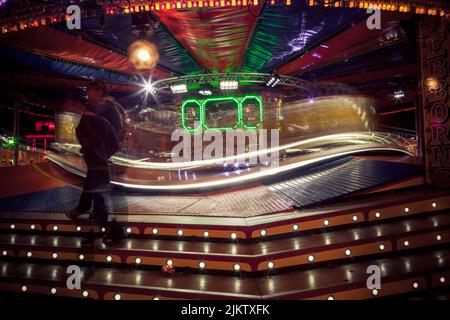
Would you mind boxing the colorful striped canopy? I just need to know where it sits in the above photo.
[0,3,419,109]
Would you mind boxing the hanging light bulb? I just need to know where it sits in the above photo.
[137,49,151,62]
[128,40,159,70]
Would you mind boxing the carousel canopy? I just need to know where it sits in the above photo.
[0,0,449,110]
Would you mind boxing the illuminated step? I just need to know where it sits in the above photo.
[2,212,450,272]
[0,187,449,240]
[2,248,450,300]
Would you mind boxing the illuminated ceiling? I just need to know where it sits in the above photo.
[0,0,441,109]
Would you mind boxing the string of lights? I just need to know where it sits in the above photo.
[308,0,449,16]
[107,0,265,13]
[0,104,55,119]
[2,1,448,35]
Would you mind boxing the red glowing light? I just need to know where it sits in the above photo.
[379,107,416,116]
[35,121,56,133]
[25,134,55,139]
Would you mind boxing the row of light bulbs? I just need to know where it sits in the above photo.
[19,274,448,300]
[20,282,82,296]
[22,219,339,237]
[15,246,449,298]
[0,0,287,34]
[3,0,448,34]
[7,231,444,270]
[113,293,160,300]
[326,277,445,300]
[18,276,445,300]
[8,221,325,236]
[106,0,271,14]
[19,284,161,300]
[308,0,449,16]
[6,202,440,239]
[9,228,447,299]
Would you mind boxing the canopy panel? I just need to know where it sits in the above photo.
[276,12,411,76]
[156,4,264,73]
[0,47,135,85]
[302,41,416,80]
[82,14,201,75]
[0,26,169,79]
[240,2,366,73]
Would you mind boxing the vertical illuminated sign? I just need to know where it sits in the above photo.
[418,16,450,188]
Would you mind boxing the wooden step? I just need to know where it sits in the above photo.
[2,212,450,273]
[2,248,450,300]
[0,188,449,241]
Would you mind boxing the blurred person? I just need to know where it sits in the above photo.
[66,81,125,246]
[61,92,86,114]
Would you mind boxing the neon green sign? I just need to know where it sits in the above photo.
[181,95,263,132]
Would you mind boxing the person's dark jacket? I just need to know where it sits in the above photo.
[76,98,124,160]
[96,98,125,137]
[76,113,119,160]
